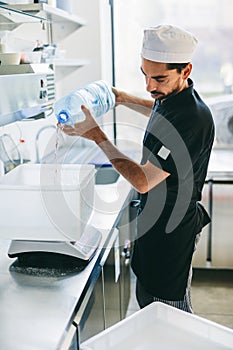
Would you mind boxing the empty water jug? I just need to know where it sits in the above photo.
[54,80,115,127]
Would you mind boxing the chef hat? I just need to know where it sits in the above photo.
[141,24,198,63]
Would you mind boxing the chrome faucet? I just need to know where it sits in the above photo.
[35,125,57,163]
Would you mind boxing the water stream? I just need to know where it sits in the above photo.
[54,126,61,184]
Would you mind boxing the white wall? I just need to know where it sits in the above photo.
[56,0,113,97]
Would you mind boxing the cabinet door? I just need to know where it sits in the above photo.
[103,245,121,328]
[78,271,105,344]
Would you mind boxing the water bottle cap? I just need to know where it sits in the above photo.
[57,110,70,124]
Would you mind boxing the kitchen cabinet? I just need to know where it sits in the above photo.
[101,193,135,328]
[74,266,106,346]
[61,234,121,348]
[102,230,122,328]
[77,224,132,343]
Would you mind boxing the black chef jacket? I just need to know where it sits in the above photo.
[131,79,215,300]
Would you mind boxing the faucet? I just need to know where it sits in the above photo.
[35,125,57,163]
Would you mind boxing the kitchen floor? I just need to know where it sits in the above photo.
[126,268,233,330]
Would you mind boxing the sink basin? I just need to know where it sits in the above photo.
[95,166,120,185]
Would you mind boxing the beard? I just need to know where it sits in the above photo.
[151,78,184,102]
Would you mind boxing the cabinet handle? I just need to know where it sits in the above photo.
[121,240,131,266]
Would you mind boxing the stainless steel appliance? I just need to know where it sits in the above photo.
[0,63,55,126]
[206,95,233,148]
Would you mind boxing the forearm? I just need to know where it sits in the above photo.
[113,88,154,117]
[94,130,147,192]
[94,130,169,194]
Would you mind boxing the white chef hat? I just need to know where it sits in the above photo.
[141,24,198,63]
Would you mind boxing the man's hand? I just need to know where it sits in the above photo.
[111,86,153,116]
[58,105,106,144]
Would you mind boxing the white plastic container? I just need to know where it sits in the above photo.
[81,302,233,350]
[0,163,95,241]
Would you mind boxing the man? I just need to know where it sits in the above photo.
[60,24,215,313]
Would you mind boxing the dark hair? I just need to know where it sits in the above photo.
[167,62,189,73]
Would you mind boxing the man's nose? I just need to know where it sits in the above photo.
[146,77,157,92]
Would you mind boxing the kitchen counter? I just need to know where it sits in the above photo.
[0,177,133,350]
[207,148,233,180]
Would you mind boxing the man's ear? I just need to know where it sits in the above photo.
[182,63,192,79]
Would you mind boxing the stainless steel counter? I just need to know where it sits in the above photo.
[0,178,132,350]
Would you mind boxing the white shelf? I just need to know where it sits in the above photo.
[1,3,86,42]
[9,3,86,26]
[0,3,47,30]
[53,58,88,66]
[53,58,89,80]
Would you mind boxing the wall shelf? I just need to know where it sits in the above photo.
[0,3,86,42]
[53,58,89,81]
[0,3,47,30]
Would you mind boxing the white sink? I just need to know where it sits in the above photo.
[0,163,95,241]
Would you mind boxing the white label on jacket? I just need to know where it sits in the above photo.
[157,145,170,160]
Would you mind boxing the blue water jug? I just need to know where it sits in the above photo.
[54,80,115,127]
